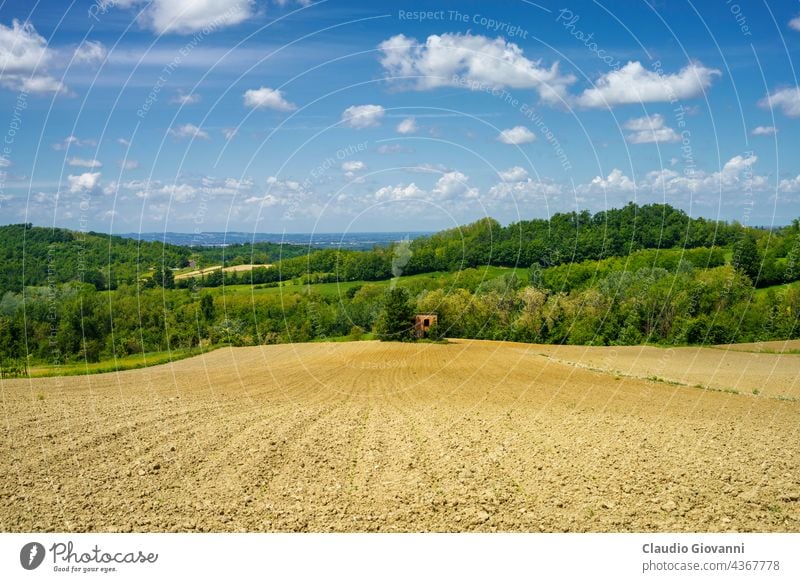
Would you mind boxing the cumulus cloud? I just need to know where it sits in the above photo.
[374,183,425,201]
[117,137,131,146]
[759,87,800,117]
[497,166,529,182]
[341,104,385,128]
[221,127,237,140]
[73,40,106,65]
[779,175,800,192]
[0,20,68,94]
[396,117,418,134]
[112,0,255,35]
[168,123,209,140]
[342,160,366,180]
[751,125,777,136]
[623,114,680,144]
[245,176,308,206]
[377,32,575,104]
[576,61,720,108]
[577,168,636,195]
[497,126,535,145]
[790,16,800,31]
[171,90,201,105]
[579,154,768,199]
[432,171,478,199]
[243,86,296,111]
[67,157,103,168]
[67,172,101,193]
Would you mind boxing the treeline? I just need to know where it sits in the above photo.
[3,205,800,371]
[0,224,309,294]
[2,252,799,369]
[176,204,800,291]
[403,203,740,273]
[0,224,190,293]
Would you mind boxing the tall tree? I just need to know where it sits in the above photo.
[731,235,761,282]
[375,287,414,342]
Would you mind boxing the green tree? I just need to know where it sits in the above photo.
[731,235,761,282]
[200,294,215,322]
[375,287,415,342]
[153,264,175,289]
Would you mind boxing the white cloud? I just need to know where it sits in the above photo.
[0,19,68,94]
[374,182,425,201]
[0,156,11,168]
[341,160,365,172]
[497,126,535,145]
[779,175,800,192]
[117,159,139,170]
[171,90,201,105]
[222,127,237,140]
[378,33,575,104]
[790,16,800,31]
[168,123,209,140]
[243,86,296,111]
[67,157,103,168]
[67,172,101,193]
[498,166,529,182]
[246,176,308,206]
[117,0,255,35]
[588,156,769,198]
[73,40,106,65]
[623,114,680,144]
[117,137,130,146]
[759,87,800,117]
[577,168,636,195]
[488,178,563,201]
[577,61,720,108]
[160,183,197,202]
[396,117,418,134]
[751,125,777,136]
[341,104,385,128]
[53,135,97,150]
[432,171,478,199]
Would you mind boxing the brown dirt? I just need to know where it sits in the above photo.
[1,340,798,533]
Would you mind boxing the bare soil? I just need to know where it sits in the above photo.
[1,340,798,532]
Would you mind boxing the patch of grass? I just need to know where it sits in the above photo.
[752,388,760,396]
[36,392,45,401]
[216,265,520,299]
[28,346,222,378]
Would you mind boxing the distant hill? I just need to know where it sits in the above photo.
[125,230,433,250]
[0,224,192,293]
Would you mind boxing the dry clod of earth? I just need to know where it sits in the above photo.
[1,339,798,532]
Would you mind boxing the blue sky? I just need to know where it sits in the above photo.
[0,0,799,233]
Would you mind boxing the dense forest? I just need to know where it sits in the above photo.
[0,224,309,294]
[1,203,799,374]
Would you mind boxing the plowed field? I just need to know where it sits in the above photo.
[2,340,798,532]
